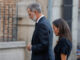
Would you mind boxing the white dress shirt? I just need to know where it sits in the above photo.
[36,15,44,23]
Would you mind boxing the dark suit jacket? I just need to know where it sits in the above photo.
[31,16,54,60]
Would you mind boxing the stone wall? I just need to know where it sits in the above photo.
[0,41,26,60]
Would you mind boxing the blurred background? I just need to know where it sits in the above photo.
[0,0,80,60]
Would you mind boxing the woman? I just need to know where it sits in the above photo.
[52,18,72,60]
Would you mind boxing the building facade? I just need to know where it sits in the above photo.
[0,0,79,60]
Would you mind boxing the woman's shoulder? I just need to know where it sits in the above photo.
[59,37,72,46]
[60,37,70,42]
[59,37,67,43]
[59,37,72,55]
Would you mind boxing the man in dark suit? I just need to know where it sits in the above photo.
[27,3,54,60]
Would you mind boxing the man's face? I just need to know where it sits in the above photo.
[27,8,36,21]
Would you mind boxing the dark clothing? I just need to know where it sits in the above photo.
[54,37,72,60]
[31,17,54,60]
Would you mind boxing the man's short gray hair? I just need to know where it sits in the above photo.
[27,3,42,13]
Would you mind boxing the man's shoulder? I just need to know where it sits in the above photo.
[37,16,51,28]
[38,16,47,22]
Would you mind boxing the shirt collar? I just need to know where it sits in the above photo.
[36,15,44,23]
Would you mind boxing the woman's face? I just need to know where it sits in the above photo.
[53,24,59,36]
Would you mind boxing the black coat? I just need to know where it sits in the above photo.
[31,16,54,60]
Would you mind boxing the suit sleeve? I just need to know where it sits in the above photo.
[32,23,49,53]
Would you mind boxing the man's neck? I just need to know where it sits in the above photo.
[36,14,44,23]
[36,13,42,21]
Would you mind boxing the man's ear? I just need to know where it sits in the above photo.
[34,10,37,14]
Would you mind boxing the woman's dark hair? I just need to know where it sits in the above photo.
[52,18,72,42]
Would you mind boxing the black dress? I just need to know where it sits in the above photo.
[54,37,72,60]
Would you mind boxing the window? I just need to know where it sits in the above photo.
[0,2,18,42]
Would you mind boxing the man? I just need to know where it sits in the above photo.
[27,3,54,60]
